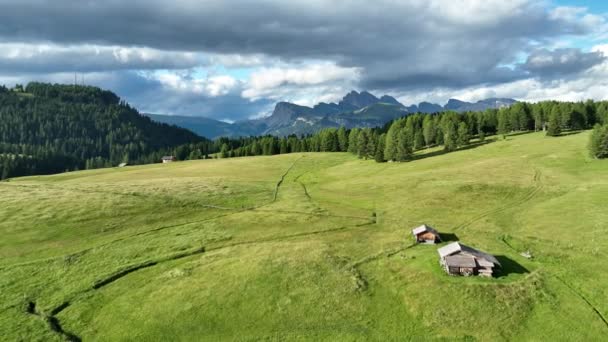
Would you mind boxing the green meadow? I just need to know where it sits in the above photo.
[1,131,607,341]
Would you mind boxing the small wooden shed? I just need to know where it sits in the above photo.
[411,224,441,244]
[162,156,176,163]
[437,242,501,277]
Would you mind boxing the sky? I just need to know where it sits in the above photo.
[1,0,608,122]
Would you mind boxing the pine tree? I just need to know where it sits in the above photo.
[457,122,470,146]
[279,138,288,154]
[337,127,348,152]
[357,129,369,159]
[347,128,360,154]
[220,144,229,158]
[497,108,511,137]
[367,130,378,158]
[384,120,400,161]
[396,127,413,161]
[547,107,562,137]
[443,120,458,151]
[375,133,386,163]
[589,124,608,158]
[422,115,436,147]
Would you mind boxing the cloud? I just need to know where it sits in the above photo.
[0,43,202,73]
[522,48,606,77]
[0,0,604,91]
[0,1,607,118]
[242,62,361,104]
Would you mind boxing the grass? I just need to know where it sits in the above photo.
[1,131,607,340]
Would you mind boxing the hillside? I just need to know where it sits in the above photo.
[0,83,205,178]
[1,131,607,340]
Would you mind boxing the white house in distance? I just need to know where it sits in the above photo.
[411,224,441,244]
[437,242,501,277]
[162,156,176,163]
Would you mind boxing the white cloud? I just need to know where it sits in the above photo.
[154,72,238,97]
[0,42,202,72]
[242,62,361,104]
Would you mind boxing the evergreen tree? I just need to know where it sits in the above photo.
[337,127,348,152]
[457,122,470,146]
[357,129,369,158]
[220,144,229,158]
[589,124,608,159]
[367,130,378,158]
[497,108,511,137]
[547,107,562,136]
[395,127,413,161]
[443,119,458,152]
[422,115,436,147]
[347,128,360,154]
[384,120,400,161]
[375,134,386,163]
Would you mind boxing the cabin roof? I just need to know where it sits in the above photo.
[411,224,438,236]
[445,255,476,268]
[162,156,175,160]
[437,242,501,267]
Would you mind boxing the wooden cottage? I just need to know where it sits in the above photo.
[411,224,441,244]
[162,156,176,163]
[437,242,501,277]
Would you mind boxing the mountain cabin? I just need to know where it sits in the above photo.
[411,224,441,244]
[162,156,176,163]
[437,242,501,277]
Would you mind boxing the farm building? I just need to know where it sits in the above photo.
[411,224,441,244]
[437,242,501,277]
[162,156,176,163]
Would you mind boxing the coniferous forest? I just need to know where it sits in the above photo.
[0,83,212,179]
[218,100,608,161]
[2,82,608,180]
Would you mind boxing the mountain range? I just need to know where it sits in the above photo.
[147,91,516,139]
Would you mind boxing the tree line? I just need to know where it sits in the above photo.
[218,100,608,161]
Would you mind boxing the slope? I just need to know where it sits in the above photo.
[0,131,606,340]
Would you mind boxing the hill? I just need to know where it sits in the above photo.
[0,83,205,178]
[148,91,516,138]
[1,131,607,340]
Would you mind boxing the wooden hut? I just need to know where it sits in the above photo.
[162,156,176,163]
[437,242,501,277]
[411,224,441,244]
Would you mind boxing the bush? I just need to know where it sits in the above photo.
[589,124,608,159]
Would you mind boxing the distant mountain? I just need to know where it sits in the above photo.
[147,90,517,138]
[443,98,516,112]
[144,114,264,139]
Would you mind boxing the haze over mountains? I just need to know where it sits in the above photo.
[147,91,516,139]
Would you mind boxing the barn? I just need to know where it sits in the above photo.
[411,224,441,244]
[437,242,501,277]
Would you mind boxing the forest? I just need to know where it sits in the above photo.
[217,100,608,161]
[0,83,215,179]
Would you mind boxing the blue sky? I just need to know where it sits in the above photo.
[0,0,607,121]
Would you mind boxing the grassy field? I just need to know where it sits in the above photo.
[1,131,607,341]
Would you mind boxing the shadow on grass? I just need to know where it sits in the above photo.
[557,130,585,137]
[439,232,459,243]
[413,139,496,162]
[495,255,529,278]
